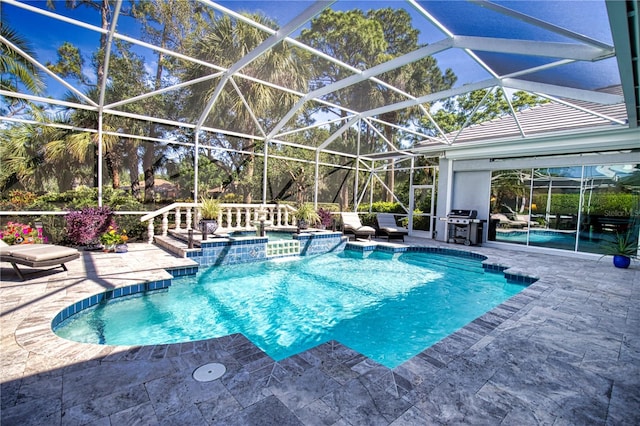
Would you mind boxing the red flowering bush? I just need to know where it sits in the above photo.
[65,207,115,246]
[0,222,46,245]
[317,208,333,228]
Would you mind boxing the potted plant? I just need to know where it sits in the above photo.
[295,203,320,230]
[317,207,333,229]
[100,226,128,252]
[600,229,638,269]
[199,196,221,238]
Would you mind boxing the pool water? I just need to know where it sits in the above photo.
[230,231,293,240]
[54,250,527,368]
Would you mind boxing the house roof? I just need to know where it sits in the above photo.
[414,86,629,149]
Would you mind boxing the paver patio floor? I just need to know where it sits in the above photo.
[1,239,638,425]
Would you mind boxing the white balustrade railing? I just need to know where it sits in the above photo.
[139,203,298,244]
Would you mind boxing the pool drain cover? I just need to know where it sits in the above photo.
[193,363,226,382]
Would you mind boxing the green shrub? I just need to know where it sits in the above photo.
[113,214,147,242]
[357,202,405,213]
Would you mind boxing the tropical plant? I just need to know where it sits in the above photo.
[600,229,639,259]
[0,24,44,117]
[199,196,221,219]
[295,203,320,226]
[182,12,310,203]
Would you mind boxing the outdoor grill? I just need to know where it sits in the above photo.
[444,209,483,246]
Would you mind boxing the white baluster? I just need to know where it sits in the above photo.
[245,208,251,229]
[234,207,241,229]
[162,212,169,236]
[147,218,155,244]
[185,207,192,230]
[226,207,233,229]
[174,207,181,231]
[276,206,282,226]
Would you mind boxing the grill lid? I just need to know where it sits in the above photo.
[448,209,477,219]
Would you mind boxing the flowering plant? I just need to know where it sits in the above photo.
[99,226,128,246]
[317,208,333,228]
[0,222,45,245]
[65,207,114,246]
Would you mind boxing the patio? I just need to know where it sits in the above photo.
[1,238,638,425]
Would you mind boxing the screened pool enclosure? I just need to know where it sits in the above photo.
[1,0,638,255]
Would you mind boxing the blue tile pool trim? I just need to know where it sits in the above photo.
[343,244,538,284]
[188,232,346,265]
[51,265,199,329]
[296,232,346,256]
[504,272,539,284]
[168,266,199,277]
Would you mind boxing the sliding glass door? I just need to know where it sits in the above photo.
[490,162,639,255]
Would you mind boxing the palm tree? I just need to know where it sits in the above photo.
[182,13,310,203]
[135,0,198,203]
[0,25,44,117]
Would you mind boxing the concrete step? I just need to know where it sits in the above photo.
[153,234,201,258]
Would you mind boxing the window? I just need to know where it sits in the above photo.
[490,163,639,255]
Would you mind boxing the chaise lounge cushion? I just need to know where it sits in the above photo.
[376,213,408,241]
[1,244,79,262]
[491,213,527,228]
[0,241,80,280]
[340,212,376,240]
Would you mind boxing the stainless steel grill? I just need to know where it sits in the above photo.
[444,209,483,246]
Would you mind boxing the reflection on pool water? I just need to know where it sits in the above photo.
[495,228,618,254]
[54,250,529,368]
[497,229,576,244]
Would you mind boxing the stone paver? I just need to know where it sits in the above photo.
[1,239,639,425]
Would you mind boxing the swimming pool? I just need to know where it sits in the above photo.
[54,249,529,368]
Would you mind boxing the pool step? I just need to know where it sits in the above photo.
[403,253,485,274]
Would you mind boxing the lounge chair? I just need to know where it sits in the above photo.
[340,212,376,240]
[0,240,80,280]
[376,213,408,241]
[491,213,528,229]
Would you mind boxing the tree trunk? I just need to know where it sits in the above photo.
[125,138,140,199]
[105,150,120,188]
[144,23,168,203]
[143,158,155,203]
[244,154,254,204]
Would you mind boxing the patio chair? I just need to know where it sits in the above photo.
[376,213,408,241]
[340,212,376,240]
[491,213,528,229]
[0,240,80,280]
